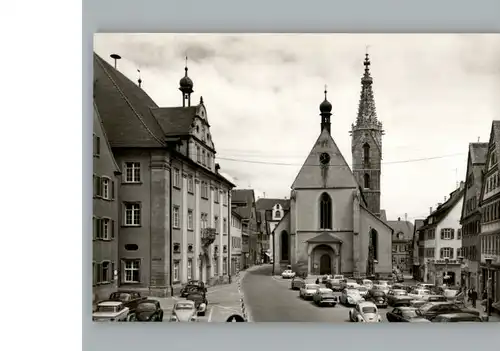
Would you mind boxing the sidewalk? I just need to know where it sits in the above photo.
[462,301,500,322]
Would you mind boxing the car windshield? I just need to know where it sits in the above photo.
[348,290,361,297]
[362,306,377,313]
[419,303,439,312]
[358,287,368,292]
[175,303,194,310]
[394,290,408,296]
[378,281,389,286]
[372,291,385,297]
[97,306,117,313]
[137,302,156,312]
[306,284,320,290]
[109,292,131,301]
[402,310,422,318]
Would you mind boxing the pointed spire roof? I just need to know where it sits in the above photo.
[356,53,379,125]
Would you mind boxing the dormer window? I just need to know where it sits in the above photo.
[275,210,281,218]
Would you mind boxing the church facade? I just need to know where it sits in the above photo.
[272,54,393,277]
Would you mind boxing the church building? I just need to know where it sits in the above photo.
[272,54,393,278]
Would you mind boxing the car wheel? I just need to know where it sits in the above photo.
[127,314,136,322]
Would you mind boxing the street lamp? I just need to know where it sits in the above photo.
[485,257,493,321]
[444,258,450,286]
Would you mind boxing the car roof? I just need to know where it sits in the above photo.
[437,313,479,318]
[175,300,195,306]
[358,301,376,307]
[391,289,407,292]
[113,290,135,294]
[318,288,333,293]
[305,283,319,287]
[394,306,417,311]
[98,300,123,306]
[140,299,158,304]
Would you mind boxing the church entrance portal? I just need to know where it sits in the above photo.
[320,254,331,275]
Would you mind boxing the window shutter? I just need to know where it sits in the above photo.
[440,248,444,259]
[111,261,115,283]
[450,248,454,259]
[450,229,455,240]
[120,260,125,284]
[92,217,97,240]
[111,220,115,239]
[111,180,115,199]
[96,176,102,197]
[97,218,102,239]
[440,229,444,239]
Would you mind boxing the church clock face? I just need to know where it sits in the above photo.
[319,152,330,165]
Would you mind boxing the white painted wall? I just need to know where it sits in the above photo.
[434,193,464,259]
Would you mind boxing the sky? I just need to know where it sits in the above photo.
[94,33,500,222]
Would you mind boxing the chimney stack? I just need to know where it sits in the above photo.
[460,181,465,190]
[429,207,433,215]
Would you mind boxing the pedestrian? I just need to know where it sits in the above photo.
[467,288,472,303]
[470,288,478,308]
[315,277,320,284]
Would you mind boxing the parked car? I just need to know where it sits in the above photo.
[300,283,320,300]
[92,301,131,322]
[386,306,430,323]
[386,289,412,307]
[417,283,435,290]
[180,280,207,297]
[312,288,338,307]
[333,275,344,280]
[340,288,365,306]
[326,278,345,291]
[392,283,412,293]
[169,300,199,322]
[322,275,332,284]
[357,286,369,297]
[291,277,305,290]
[108,291,146,315]
[365,289,388,308]
[418,302,480,321]
[186,290,208,316]
[282,270,296,279]
[134,300,163,322]
[361,279,374,289]
[349,301,381,323]
[372,284,390,295]
[408,288,431,300]
[431,313,484,323]
[340,279,359,291]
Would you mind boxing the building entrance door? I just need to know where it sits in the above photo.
[320,254,331,275]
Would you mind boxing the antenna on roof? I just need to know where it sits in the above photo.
[110,54,121,69]
[137,69,142,88]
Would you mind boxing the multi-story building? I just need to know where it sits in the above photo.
[93,52,235,297]
[230,210,243,275]
[460,142,488,290]
[412,219,425,281]
[478,121,500,301]
[231,189,259,269]
[256,198,290,264]
[387,216,414,274]
[92,101,121,303]
[420,183,465,286]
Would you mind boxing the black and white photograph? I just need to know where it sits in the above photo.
[91,33,500,323]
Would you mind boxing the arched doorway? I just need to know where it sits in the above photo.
[320,254,331,275]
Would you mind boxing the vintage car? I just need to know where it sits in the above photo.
[108,291,146,314]
[349,301,381,323]
[340,288,365,306]
[325,278,345,291]
[372,284,390,295]
[386,306,430,323]
[186,290,208,316]
[93,301,131,322]
[392,271,404,283]
[134,300,164,322]
[321,275,332,284]
[365,289,388,308]
[300,283,320,300]
[431,312,485,323]
[333,274,344,280]
[312,288,338,306]
[386,289,413,307]
[170,301,200,322]
[361,279,374,289]
[180,280,207,297]
[416,283,435,290]
[340,279,358,291]
[408,288,431,300]
[391,283,412,293]
[291,277,305,290]
[418,302,480,321]
[357,286,369,297]
[281,270,296,279]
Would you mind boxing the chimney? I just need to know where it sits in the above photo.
[429,207,433,215]
[460,181,465,190]
[398,217,401,221]
[437,203,442,207]
[444,196,447,202]
[405,213,408,221]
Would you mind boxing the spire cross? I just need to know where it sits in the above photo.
[184,56,188,75]
[324,84,328,99]
[364,46,371,69]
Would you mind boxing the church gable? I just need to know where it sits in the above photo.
[291,128,358,189]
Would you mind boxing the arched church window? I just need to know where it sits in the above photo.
[371,229,379,261]
[363,143,370,165]
[364,173,370,189]
[280,231,289,261]
[319,192,332,229]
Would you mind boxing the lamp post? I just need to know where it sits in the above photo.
[485,257,493,321]
[444,258,450,286]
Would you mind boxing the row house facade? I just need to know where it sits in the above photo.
[477,121,500,302]
[230,210,243,275]
[412,219,425,281]
[231,189,259,268]
[459,142,488,291]
[93,52,235,298]
[256,198,291,263]
[419,183,465,286]
[387,216,414,274]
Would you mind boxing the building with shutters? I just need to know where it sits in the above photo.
[231,189,259,268]
[419,182,465,286]
[93,52,235,297]
[387,216,414,274]
[230,210,243,275]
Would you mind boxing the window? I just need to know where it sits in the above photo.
[223,191,228,205]
[201,182,209,199]
[363,173,370,189]
[101,261,110,283]
[173,168,181,188]
[214,215,219,233]
[197,146,201,162]
[275,210,281,218]
[441,228,454,240]
[187,259,193,280]
[319,192,332,229]
[93,134,100,157]
[201,213,208,229]
[101,177,110,199]
[363,143,370,165]
[223,218,227,234]
[223,258,227,275]
[124,203,141,226]
[123,259,140,283]
[187,209,194,230]
[173,261,180,282]
[214,259,219,276]
[188,176,194,193]
[101,218,110,240]
[124,162,141,183]
[214,188,219,203]
[93,217,115,240]
[173,206,180,228]
[440,247,454,259]
[457,228,462,240]
[397,232,403,240]
[202,150,206,165]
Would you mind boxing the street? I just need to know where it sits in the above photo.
[242,264,390,322]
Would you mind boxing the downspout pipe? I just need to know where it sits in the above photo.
[169,158,173,296]
[227,191,231,283]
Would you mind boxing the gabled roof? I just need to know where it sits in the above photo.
[306,232,343,243]
[231,189,255,219]
[387,220,414,240]
[422,185,465,229]
[93,53,166,148]
[93,101,121,173]
[360,205,394,231]
[150,106,198,136]
[291,128,358,189]
[255,198,290,211]
[414,219,425,232]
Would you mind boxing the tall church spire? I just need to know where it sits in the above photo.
[356,53,378,125]
[179,56,194,107]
